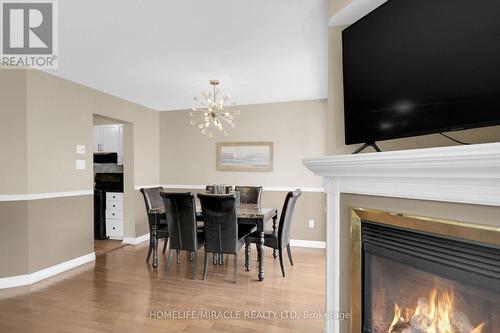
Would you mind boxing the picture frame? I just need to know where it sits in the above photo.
[216,142,274,172]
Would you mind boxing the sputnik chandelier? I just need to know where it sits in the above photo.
[190,80,239,137]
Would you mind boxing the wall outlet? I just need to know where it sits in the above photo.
[76,159,86,170]
[308,219,315,228]
[76,145,86,154]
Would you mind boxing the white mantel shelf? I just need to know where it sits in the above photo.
[304,142,500,206]
[303,143,500,333]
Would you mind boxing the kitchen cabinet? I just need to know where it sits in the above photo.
[105,192,124,240]
[93,125,124,165]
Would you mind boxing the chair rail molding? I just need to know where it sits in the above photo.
[135,184,324,193]
[303,142,500,333]
[0,190,94,202]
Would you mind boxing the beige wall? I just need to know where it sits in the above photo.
[0,202,28,278]
[160,100,327,188]
[28,196,93,273]
[329,0,352,17]
[0,69,27,195]
[22,70,160,268]
[263,191,325,242]
[338,194,500,332]
[26,70,160,193]
[0,69,160,277]
[135,190,150,237]
[159,100,328,242]
[0,70,29,278]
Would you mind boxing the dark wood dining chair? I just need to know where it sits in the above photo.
[160,192,204,279]
[205,185,233,194]
[235,186,263,204]
[245,189,302,277]
[234,186,263,237]
[197,193,253,283]
[205,185,233,265]
[140,187,169,262]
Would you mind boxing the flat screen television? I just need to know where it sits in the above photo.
[342,0,500,145]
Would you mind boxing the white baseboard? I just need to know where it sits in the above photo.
[122,233,150,245]
[0,252,96,290]
[290,239,326,249]
[121,235,322,248]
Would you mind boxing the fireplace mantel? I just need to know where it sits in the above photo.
[303,142,500,333]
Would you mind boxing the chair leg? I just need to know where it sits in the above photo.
[203,252,209,280]
[189,252,194,262]
[244,240,250,272]
[278,248,286,277]
[162,238,168,253]
[192,251,198,280]
[166,249,173,277]
[220,253,224,265]
[146,238,153,262]
[256,243,262,263]
[286,244,294,266]
[213,253,218,265]
[176,250,180,264]
[234,253,238,284]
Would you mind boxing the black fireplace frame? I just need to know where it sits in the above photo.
[349,208,500,333]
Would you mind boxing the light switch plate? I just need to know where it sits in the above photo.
[76,159,86,170]
[308,219,315,228]
[76,145,86,154]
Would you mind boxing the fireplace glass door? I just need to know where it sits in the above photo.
[362,221,500,333]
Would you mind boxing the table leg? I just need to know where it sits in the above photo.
[152,214,158,269]
[272,214,278,259]
[258,231,265,281]
[245,239,250,272]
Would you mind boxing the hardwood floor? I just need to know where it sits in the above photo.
[94,239,127,256]
[0,242,326,333]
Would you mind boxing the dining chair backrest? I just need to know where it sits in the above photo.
[140,187,164,211]
[206,185,233,194]
[234,186,263,205]
[197,193,239,254]
[278,189,302,248]
[140,187,165,225]
[160,192,198,251]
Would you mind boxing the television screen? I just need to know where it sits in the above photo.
[342,0,500,145]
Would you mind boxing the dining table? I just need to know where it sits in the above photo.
[148,203,278,281]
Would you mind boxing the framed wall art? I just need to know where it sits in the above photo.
[216,142,273,172]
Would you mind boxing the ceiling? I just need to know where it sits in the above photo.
[48,0,328,111]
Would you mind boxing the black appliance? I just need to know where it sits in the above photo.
[94,190,106,240]
[94,173,123,240]
[93,152,118,164]
[343,0,500,145]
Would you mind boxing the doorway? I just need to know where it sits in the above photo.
[92,114,134,256]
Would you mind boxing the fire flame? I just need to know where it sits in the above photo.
[387,288,485,333]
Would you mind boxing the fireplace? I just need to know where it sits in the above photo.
[350,208,500,333]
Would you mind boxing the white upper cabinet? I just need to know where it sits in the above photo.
[101,126,120,153]
[92,126,102,152]
[93,125,124,165]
